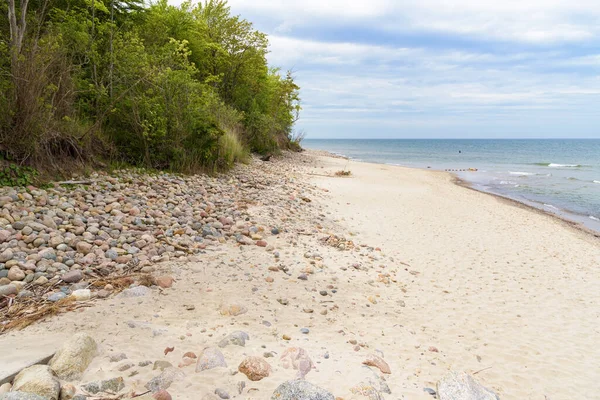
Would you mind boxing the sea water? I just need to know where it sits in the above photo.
[303,139,600,232]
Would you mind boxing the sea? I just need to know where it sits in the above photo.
[302,139,600,233]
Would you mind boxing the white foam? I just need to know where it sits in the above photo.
[498,180,517,185]
[590,216,600,221]
[594,180,600,184]
[548,163,580,168]
[509,171,535,176]
[543,204,559,210]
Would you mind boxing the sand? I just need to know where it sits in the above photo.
[2,151,599,400]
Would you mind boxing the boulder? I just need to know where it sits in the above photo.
[49,333,97,380]
[218,331,249,348]
[145,367,184,393]
[195,348,227,372]
[238,356,271,381]
[280,347,314,379]
[437,371,500,400]
[271,380,335,400]
[12,365,60,400]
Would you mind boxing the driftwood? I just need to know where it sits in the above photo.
[260,154,272,162]
[58,180,95,185]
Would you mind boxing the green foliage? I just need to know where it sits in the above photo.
[0,0,301,175]
[0,164,38,187]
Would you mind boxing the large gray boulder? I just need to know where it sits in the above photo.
[271,380,335,400]
[12,365,60,400]
[48,333,97,380]
[0,393,47,400]
[437,371,500,400]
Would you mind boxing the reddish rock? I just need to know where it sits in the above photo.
[76,241,93,255]
[428,346,439,353]
[265,277,274,283]
[156,276,174,289]
[238,356,271,381]
[362,354,391,374]
[280,347,314,379]
[153,389,172,400]
[256,240,268,247]
[62,270,84,283]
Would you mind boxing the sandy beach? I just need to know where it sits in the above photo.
[1,151,599,400]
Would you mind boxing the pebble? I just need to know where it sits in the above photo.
[47,292,67,302]
[319,290,328,296]
[7,266,24,281]
[300,328,310,334]
[0,284,17,296]
[214,388,230,399]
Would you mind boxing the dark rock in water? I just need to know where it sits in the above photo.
[218,331,249,348]
[437,371,499,400]
[271,380,335,400]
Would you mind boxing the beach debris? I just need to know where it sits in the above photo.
[362,354,391,374]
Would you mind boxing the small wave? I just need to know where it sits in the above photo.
[532,162,582,168]
[590,216,600,221]
[594,180,600,184]
[498,180,517,185]
[548,163,581,168]
[543,204,559,210]
[509,171,535,176]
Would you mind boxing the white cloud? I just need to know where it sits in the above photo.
[228,0,600,44]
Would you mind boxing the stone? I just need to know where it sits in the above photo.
[109,353,127,362]
[0,249,14,263]
[155,276,173,288]
[71,289,91,301]
[0,393,47,400]
[61,270,83,283]
[12,365,60,400]
[49,332,98,380]
[59,384,76,400]
[81,377,125,394]
[219,303,247,316]
[437,371,499,400]
[0,230,11,243]
[195,347,227,372]
[152,390,172,400]
[215,388,230,399]
[118,286,151,298]
[7,266,24,281]
[218,331,249,348]
[238,356,271,381]
[362,354,391,374]
[0,284,17,296]
[47,292,66,302]
[280,347,314,379]
[271,380,335,400]
[153,361,173,371]
[256,240,268,247]
[76,241,92,255]
[145,367,185,393]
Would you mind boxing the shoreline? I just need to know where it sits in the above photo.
[1,150,599,399]
[307,148,600,239]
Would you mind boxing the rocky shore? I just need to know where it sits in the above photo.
[1,152,500,400]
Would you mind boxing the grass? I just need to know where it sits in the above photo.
[217,129,249,168]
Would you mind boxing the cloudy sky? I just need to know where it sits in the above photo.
[226,1,600,138]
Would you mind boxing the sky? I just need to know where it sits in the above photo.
[220,1,600,138]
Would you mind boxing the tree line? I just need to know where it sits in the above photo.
[0,0,302,173]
